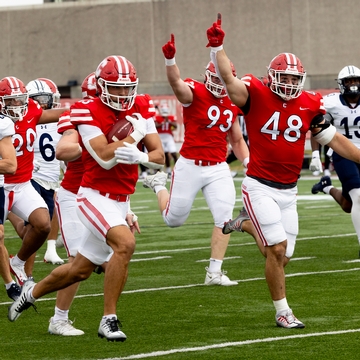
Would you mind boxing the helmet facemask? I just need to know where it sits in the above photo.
[1,93,29,122]
[205,69,226,98]
[268,53,306,101]
[98,78,138,111]
[268,70,306,101]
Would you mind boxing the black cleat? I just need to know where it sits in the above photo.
[311,176,332,194]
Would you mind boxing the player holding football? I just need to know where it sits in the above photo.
[0,76,66,286]
[143,32,250,286]
[311,65,360,257]
[8,56,164,342]
[207,13,360,328]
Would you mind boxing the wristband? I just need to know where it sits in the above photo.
[165,58,176,66]
[130,130,145,145]
[243,157,249,168]
[312,150,320,158]
[210,45,223,53]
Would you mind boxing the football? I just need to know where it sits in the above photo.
[107,118,134,143]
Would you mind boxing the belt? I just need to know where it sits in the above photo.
[194,160,221,166]
[99,191,129,202]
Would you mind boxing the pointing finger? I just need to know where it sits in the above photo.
[217,13,222,26]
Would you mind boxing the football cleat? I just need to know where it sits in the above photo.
[142,171,167,192]
[8,278,36,322]
[276,309,305,329]
[98,317,127,342]
[48,317,84,336]
[9,257,27,286]
[222,207,250,234]
[311,175,332,194]
[44,251,64,265]
[6,283,21,301]
[204,267,238,286]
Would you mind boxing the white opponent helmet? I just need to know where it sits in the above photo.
[336,65,360,96]
[26,78,61,109]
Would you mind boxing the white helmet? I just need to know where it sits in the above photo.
[336,65,360,96]
[26,78,61,109]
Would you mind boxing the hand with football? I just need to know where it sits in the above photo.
[206,13,225,48]
[114,142,149,165]
[126,113,147,144]
[162,34,176,59]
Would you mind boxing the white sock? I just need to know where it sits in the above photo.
[46,240,57,252]
[102,314,117,323]
[27,286,36,302]
[208,258,222,273]
[5,280,16,290]
[53,306,69,322]
[273,298,289,314]
[323,185,334,194]
[154,185,167,194]
[11,255,26,266]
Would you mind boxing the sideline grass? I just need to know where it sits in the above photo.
[1,174,358,360]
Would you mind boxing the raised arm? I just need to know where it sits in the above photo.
[206,13,248,108]
[162,34,193,104]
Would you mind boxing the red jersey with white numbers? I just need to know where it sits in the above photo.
[57,111,84,194]
[70,95,155,195]
[180,79,241,162]
[5,99,43,183]
[242,74,326,184]
[155,114,176,135]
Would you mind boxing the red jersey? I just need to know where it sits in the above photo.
[5,99,43,183]
[242,75,326,184]
[57,111,83,194]
[70,95,155,195]
[155,114,176,135]
[180,79,241,162]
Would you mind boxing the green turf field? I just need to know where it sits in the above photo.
[1,173,359,360]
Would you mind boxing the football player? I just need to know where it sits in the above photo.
[0,76,66,286]
[7,78,64,270]
[8,57,164,342]
[0,111,19,301]
[142,32,250,286]
[154,102,178,177]
[206,13,360,328]
[311,65,360,257]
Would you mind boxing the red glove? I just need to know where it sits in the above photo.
[162,34,176,59]
[206,13,225,47]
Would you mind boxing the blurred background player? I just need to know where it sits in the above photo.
[311,65,360,257]
[155,102,178,177]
